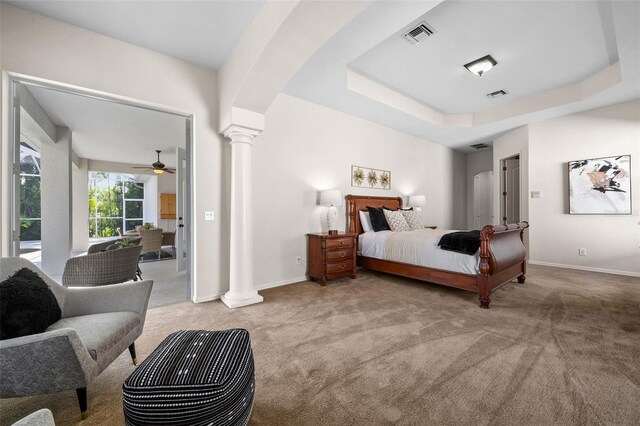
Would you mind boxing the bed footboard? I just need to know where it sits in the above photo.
[478,221,529,308]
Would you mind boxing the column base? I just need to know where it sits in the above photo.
[221,293,264,309]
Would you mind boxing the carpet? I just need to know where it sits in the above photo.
[139,248,175,263]
[1,264,638,425]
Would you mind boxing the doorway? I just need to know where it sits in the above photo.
[7,75,195,303]
[473,170,493,229]
[500,155,520,225]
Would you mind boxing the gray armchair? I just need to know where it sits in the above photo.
[139,228,163,259]
[62,244,142,286]
[0,258,153,419]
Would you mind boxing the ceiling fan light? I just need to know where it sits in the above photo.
[153,169,164,175]
[464,55,497,77]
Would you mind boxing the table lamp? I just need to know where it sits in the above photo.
[319,190,342,234]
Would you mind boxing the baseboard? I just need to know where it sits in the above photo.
[192,293,223,303]
[255,276,308,291]
[527,260,640,277]
[191,276,308,303]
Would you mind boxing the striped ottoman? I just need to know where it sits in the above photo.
[123,329,255,426]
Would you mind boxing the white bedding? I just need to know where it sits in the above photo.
[358,229,480,275]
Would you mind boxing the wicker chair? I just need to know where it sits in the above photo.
[139,228,163,259]
[62,244,143,287]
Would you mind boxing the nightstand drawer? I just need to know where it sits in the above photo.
[326,249,352,262]
[325,237,353,249]
[326,259,353,274]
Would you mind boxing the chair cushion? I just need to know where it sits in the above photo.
[47,312,141,360]
[0,268,61,340]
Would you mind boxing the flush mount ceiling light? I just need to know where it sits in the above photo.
[464,55,497,77]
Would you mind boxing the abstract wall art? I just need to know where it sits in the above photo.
[351,165,390,190]
[568,155,631,214]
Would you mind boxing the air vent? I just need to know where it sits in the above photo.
[403,22,436,45]
[487,90,508,99]
[470,143,490,150]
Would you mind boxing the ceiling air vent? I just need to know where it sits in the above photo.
[487,90,508,99]
[403,22,436,45]
[470,143,490,150]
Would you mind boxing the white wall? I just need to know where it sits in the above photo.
[1,4,222,301]
[528,100,640,276]
[40,127,72,275]
[253,93,466,288]
[72,157,89,252]
[466,149,493,228]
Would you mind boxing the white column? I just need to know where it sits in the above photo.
[221,125,263,308]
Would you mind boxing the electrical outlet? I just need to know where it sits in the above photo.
[204,211,215,221]
[578,248,587,256]
[296,256,302,264]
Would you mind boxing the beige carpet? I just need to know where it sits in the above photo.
[2,265,639,425]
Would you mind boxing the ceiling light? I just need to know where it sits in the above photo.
[464,55,497,77]
[486,89,508,99]
[153,169,164,174]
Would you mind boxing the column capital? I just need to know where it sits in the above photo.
[222,124,262,146]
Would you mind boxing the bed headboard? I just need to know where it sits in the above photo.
[346,194,403,235]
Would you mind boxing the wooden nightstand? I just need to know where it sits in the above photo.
[306,233,357,286]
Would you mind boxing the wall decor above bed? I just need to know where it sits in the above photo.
[568,154,631,215]
[351,165,391,190]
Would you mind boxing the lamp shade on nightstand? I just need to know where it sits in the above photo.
[319,190,342,234]
[408,195,426,208]
[319,190,343,206]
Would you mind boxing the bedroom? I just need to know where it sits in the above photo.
[1,0,638,425]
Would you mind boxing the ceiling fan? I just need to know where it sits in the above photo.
[133,150,176,174]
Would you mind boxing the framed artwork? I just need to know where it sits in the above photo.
[568,155,631,214]
[351,165,390,190]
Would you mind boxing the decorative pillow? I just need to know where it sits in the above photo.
[383,209,411,232]
[358,211,373,233]
[401,209,423,231]
[0,268,61,340]
[367,206,391,232]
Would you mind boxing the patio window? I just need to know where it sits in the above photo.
[19,140,41,241]
[88,172,145,237]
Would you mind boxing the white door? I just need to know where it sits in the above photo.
[175,145,186,272]
[11,84,21,256]
[473,170,493,229]
[501,157,520,224]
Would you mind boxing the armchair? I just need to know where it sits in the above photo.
[62,244,142,286]
[0,258,153,419]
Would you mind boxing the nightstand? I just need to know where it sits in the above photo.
[306,233,357,286]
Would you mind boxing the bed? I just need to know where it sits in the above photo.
[346,194,529,308]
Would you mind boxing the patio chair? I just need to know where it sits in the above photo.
[0,257,153,419]
[62,244,143,286]
[139,228,163,259]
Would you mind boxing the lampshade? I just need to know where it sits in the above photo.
[408,195,426,207]
[319,189,342,206]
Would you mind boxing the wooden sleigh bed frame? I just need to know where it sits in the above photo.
[346,194,529,309]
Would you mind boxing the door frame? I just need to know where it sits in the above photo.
[3,72,195,296]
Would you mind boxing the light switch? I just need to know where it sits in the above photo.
[531,191,542,199]
[204,211,215,221]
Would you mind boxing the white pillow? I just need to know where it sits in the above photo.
[401,209,423,231]
[359,210,373,232]
[383,209,411,232]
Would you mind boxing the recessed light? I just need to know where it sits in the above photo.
[464,55,497,77]
[486,89,508,98]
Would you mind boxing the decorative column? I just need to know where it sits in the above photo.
[221,125,264,308]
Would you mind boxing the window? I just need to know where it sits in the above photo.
[19,140,41,241]
[88,172,145,237]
